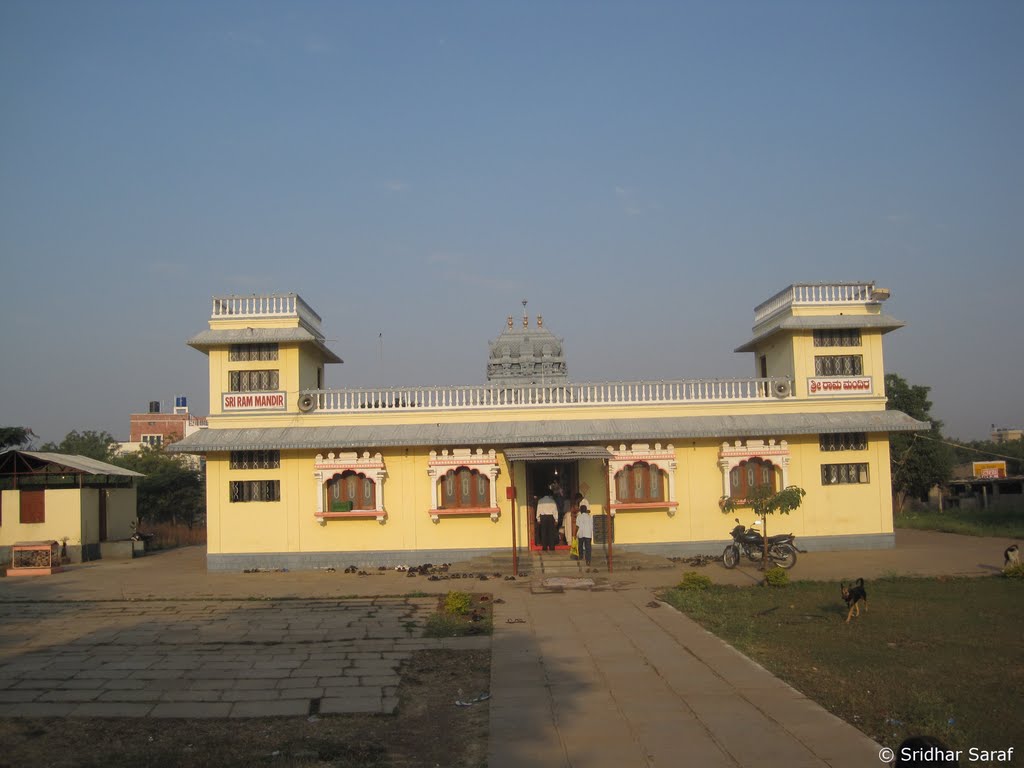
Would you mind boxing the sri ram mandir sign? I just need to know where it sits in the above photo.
[222,392,287,411]
[807,377,873,396]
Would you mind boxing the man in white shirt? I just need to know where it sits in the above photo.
[575,504,594,567]
[536,494,559,551]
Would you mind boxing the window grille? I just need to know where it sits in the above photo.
[820,463,870,485]
[229,344,279,361]
[230,450,281,470]
[229,370,280,392]
[814,355,863,377]
[229,480,281,502]
[819,433,867,452]
[813,329,861,347]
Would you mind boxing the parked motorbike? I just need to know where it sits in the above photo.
[722,519,798,570]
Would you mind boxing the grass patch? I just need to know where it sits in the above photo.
[895,502,1024,538]
[660,577,1024,755]
[423,592,493,637]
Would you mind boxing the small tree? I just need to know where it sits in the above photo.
[886,373,952,513]
[39,429,119,462]
[113,444,204,528]
[0,427,35,451]
[721,485,806,567]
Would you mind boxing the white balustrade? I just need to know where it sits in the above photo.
[753,282,876,325]
[210,294,323,330]
[307,377,787,413]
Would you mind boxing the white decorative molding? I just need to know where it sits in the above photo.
[606,443,678,516]
[313,451,387,524]
[717,439,791,498]
[427,448,501,522]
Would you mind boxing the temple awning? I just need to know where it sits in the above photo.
[503,446,614,462]
[168,410,928,454]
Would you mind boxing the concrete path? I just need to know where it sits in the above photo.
[0,529,1016,766]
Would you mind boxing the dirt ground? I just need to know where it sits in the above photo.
[0,648,490,768]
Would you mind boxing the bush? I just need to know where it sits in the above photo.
[1002,562,1024,579]
[444,591,473,615]
[677,571,712,591]
[764,566,789,587]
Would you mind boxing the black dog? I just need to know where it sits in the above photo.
[841,578,868,623]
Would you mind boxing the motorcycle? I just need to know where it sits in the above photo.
[722,519,798,570]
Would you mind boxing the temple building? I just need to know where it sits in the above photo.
[170,283,927,571]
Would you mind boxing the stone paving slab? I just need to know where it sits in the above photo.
[0,596,458,718]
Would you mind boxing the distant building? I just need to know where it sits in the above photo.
[118,397,207,454]
[991,426,1024,444]
[171,283,928,572]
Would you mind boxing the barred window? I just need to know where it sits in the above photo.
[229,370,280,392]
[141,434,163,447]
[821,463,870,485]
[813,329,861,347]
[230,450,281,470]
[230,480,281,502]
[230,344,279,361]
[819,433,867,452]
[814,355,863,377]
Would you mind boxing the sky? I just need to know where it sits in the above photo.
[1,1,1021,446]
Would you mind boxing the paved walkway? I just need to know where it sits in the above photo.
[0,529,1016,766]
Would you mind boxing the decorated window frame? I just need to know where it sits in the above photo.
[313,451,387,524]
[607,444,678,516]
[717,439,791,504]
[427,449,501,523]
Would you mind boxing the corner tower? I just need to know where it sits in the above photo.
[735,282,903,401]
[187,294,342,416]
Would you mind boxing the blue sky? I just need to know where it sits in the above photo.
[1,1,1021,444]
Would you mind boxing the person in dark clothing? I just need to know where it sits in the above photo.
[536,494,559,550]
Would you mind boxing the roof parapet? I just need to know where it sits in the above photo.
[210,294,322,332]
[753,282,888,327]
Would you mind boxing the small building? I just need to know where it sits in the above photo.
[171,283,928,571]
[0,451,143,563]
[119,397,208,452]
[991,426,1024,444]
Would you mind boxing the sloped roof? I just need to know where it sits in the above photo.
[187,327,343,364]
[167,410,928,453]
[0,451,144,477]
[735,314,906,353]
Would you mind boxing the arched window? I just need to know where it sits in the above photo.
[614,462,665,504]
[326,470,375,511]
[729,458,777,501]
[440,467,490,509]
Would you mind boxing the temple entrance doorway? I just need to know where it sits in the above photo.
[526,460,579,551]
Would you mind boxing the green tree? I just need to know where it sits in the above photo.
[0,427,35,451]
[721,484,806,567]
[886,373,953,513]
[39,430,119,462]
[113,444,204,527]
